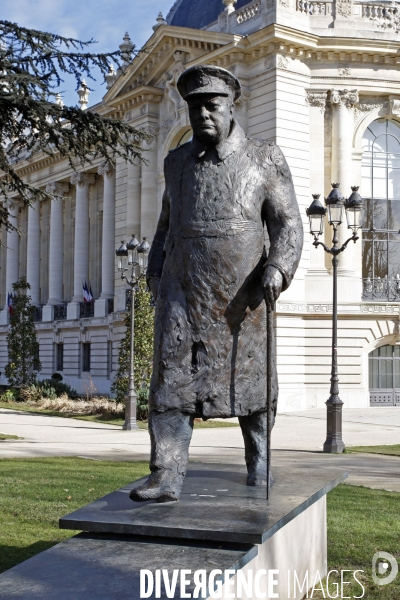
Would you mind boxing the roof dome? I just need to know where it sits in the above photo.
[166,0,250,29]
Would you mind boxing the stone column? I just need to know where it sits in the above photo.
[95,163,116,317]
[127,159,141,237]
[140,126,158,240]
[42,182,69,322]
[67,172,95,320]
[26,197,40,306]
[331,88,359,277]
[306,92,330,301]
[0,201,19,324]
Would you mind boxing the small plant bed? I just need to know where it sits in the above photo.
[0,457,149,574]
[345,445,400,457]
[0,434,22,440]
[0,402,239,428]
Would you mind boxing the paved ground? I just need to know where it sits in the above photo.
[1,407,399,491]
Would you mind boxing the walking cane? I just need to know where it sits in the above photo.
[265,299,274,501]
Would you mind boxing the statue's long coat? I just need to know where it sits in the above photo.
[147,121,303,418]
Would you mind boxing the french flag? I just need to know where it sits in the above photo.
[82,281,89,303]
[7,292,14,315]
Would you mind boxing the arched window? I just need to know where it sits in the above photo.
[362,118,400,301]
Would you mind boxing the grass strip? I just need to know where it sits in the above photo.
[346,444,400,457]
[312,484,400,599]
[0,457,149,574]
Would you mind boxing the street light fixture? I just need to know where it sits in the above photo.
[306,184,364,453]
[116,236,150,431]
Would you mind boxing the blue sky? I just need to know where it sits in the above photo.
[2,0,170,106]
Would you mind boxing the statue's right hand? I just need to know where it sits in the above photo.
[148,276,160,302]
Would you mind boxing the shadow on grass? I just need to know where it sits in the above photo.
[0,540,63,574]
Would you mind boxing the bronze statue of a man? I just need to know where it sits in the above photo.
[130,65,303,503]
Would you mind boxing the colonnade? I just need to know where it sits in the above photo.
[0,163,118,323]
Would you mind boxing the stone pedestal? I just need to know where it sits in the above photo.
[94,297,110,318]
[66,301,80,320]
[42,305,54,322]
[0,464,347,599]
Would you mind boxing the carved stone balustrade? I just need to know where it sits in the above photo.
[297,0,330,14]
[236,0,262,23]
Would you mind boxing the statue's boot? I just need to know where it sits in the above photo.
[129,409,193,503]
[239,411,274,488]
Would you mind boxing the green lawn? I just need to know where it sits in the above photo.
[0,457,149,574]
[313,484,400,599]
[0,434,22,440]
[346,444,400,457]
[0,402,239,428]
[1,458,399,600]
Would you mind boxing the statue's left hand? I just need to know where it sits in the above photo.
[262,265,283,308]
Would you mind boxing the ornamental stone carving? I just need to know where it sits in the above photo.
[98,162,116,178]
[139,125,159,139]
[337,67,351,77]
[223,0,237,13]
[163,51,188,122]
[362,2,400,34]
[390,97,400,118]
[361,304,396,314]
[70,172,96,187]
[336,0,352,18]
[264,55,275,70]
[353,96,389,124]
[160,118,175,142]
[45,182,69,195]
[277,55,289,69]
[305,91,327,113]
[330,88,359,110]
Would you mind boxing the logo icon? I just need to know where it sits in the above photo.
[372,552,398,586]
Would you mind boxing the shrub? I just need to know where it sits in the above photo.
[35,395,124,416]
[137,386,149,421]
[51,373,63,382]
[19,379,78,403]
[0,388,18,403]
[5,278,41,386]
[111,278,154,405]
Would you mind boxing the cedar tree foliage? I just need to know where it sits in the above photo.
[5,277,41,386]
[112,278,154,416]
[0,20,148,232]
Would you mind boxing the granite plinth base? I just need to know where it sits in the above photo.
[59,462,347,545]
[0,464,347,599]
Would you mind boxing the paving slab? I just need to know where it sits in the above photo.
[0,533,256,600]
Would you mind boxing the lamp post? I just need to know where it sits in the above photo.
[306,184,364,453]
[116,235,150,431]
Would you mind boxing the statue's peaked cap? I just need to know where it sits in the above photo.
[177,65,241,101]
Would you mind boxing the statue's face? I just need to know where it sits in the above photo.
[187,94,233,146]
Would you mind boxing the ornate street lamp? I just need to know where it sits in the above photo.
[116,236,150,431]
[306,184,364,453]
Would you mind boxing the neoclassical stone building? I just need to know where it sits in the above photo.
[1,0,400,406]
